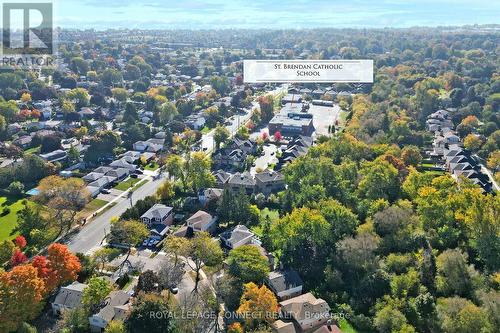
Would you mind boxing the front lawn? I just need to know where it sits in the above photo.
[114,178,141,191]
[200,126,212,134]
[0,196,29,241]
[77,198,108,220]
[145,162,160,171]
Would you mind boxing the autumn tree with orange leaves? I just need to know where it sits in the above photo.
[237,282,278,330]
[0,265,45,332]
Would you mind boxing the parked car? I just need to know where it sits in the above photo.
[100,189,111,194]
[130,174,139,179]
[170,287,179,294]
[135,170,144,175]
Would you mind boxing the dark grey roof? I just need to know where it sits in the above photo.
[267,270,303,293]
[94,290,130,322]
[53,282,86,308]
[255,171,284,183]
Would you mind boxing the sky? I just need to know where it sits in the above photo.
[50,0,500,30]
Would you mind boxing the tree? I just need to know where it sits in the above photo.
[136,270,160,293]
[183,232,223,292]
[227,322,244,333]
[163,236,189,266]
[127,293,176,333]
[213,124,230,150]
[159,102,178,124]
[32,244,81,293]
[463,134,483,152]
[227,245,270,284]
[157,257,185,291]
[374,304,410,333]
[67,88,90,108]
[401,146,422,167]
[21,92,32,103]
[112,88,128,104]
[258,95,274,123]
[92,247,121,272]
[82,277,113,312]
[10,248,27,266]
[187,152,215,193]
[271,207,330,283]
[358,160,400,202]
[273,131,283,142]
[101,68,123,87]
[436,249,478,297]
[84,130,121,163]
[108,219,149,272]
[164,154,186,187]
[0,265,45,332]
[437,297,493,333]
[6,181,24,196]
[105,320,126,333]
[57,307,90,333]
[40,134,62,153]
[0,240,15,264]
[486,151,500,171]
[237,282,278,329]
[156,179,175,202]
[36,176,91,237]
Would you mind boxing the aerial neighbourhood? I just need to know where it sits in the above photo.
[0,27,498,333]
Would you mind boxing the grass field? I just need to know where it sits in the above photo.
[0,196,28,241]
[145,162,160,171]
[114,178,141,191]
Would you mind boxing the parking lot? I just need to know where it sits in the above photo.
[308,104,343,136]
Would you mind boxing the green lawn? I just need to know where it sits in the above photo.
[77,198,108,220]
[24,146,40,155]
[0,196,28,241]
[114,178,141,191]
[145,162,160,171]
[339,319,358,333]
[253,208,280,237]
[200,126,212,134]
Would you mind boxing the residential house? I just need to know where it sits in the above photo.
[186,113,206,130]
[186,210,218,233]
[255,171,285,196]
[266,269,303,301]
[89,291,130,333]
[94,166,113,174]
[198,188,224,206]
[141,204,174,226]
[88,176,116,192]
[214,170,232,187]
[109,159,137,171]
[14,135,33,148]
[220,225,255,249]
[106,168,129,180]
[213,148,247,170]
[227,172,256,195]
[274,293,331,333]
[52,282,87,315]
[39,149,68,163]
[83,172,105,183]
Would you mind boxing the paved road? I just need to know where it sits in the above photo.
[67,175,164,254]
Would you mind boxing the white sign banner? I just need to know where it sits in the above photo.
[244,59,373,83]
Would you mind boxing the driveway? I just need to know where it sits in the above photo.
[251,144,278,174]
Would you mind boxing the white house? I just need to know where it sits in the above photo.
[186,210,218,233]
[140,204,174,226]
